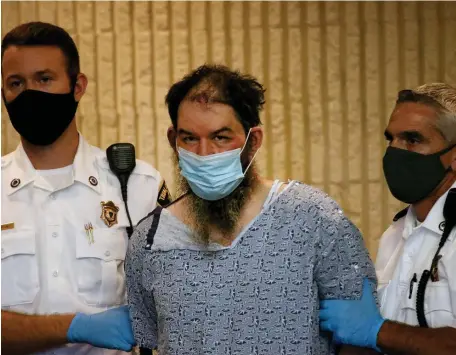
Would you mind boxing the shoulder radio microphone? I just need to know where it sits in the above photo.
[106,143,136,238]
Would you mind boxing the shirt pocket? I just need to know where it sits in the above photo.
[401,279,454,327]
[424,282,454,328]
[75,228,127,306]
[1,229,40,307]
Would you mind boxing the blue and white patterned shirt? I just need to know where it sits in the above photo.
[125,181,376,355]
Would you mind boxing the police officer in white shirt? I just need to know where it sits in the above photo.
[1,22,169,355]
[318,83,456,355]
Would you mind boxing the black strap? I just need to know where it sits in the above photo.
[139,348,153,355]
[416,188,456,327]
[145,207,163,251]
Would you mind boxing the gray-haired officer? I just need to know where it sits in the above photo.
[319,83,456,355]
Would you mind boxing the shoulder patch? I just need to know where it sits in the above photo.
[393,206,409,222]
[157,180,172,207]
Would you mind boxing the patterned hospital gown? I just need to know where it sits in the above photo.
[125,181,376,355]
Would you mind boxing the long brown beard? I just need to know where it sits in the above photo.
[173,153,259,244]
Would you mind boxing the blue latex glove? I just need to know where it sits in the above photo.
[67,305,136,351]
[319,278,386,352]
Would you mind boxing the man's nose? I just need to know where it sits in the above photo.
[24,80,40,91]
[196,140,215,156]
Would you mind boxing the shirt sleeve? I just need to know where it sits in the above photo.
[125,222,158,349]
[314,199,377,301]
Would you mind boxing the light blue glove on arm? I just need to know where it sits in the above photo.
[319,278,386,352]
[67,305,136,351]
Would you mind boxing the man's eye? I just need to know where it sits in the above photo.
[214,136,229,142]
[40,76,52,83]
[10,81,21,88]
[182,137,197,143]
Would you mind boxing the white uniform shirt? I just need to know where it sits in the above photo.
[1,134,162,355]
[376,182,456,328]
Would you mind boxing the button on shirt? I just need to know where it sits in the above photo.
[1,134,162,355]
[376,182,456,328]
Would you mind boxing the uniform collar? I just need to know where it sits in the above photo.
[72,134,101,194]
[403,181,456,241]
[5,133,101,195]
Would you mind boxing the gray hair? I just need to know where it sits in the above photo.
[399,83,456,144]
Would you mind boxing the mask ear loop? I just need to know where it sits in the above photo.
[441,143,456,173]
[240,128,260,174]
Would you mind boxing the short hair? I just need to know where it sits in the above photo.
[2,21,80,86]
[396,83,456,144]
[165,64,266,134]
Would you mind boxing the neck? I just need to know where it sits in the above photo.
[21,123,79,170]
[413,173,456,222]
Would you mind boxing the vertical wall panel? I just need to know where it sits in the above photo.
[2,1,456,257]
[307,2,324,190]
[325,3,343,203]
[189,2,207,70]
[269,3,286,181]
[229,2,245,71]
[96,2,117,149]
[133,2,156,165]
[421,2,439,84]
[444,2,456,84]
[287,3,305,181]
[75,2,98,146]
[344,2,362,229]
[1,1,20,154]
[248,2,267,175]
[113,2,135,146]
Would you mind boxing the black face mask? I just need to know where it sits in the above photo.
[383,145,455,204]
[3,89,79,146]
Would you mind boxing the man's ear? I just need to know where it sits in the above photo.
[167,126,177,152]
[74,73,88,102]
[451,146,456,171]
[248,126,263,161]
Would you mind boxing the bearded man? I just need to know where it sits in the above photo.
[125,64,377,355]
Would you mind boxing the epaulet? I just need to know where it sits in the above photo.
[393,206,409,222]
[157,180,172,207]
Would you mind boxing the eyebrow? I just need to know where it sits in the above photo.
[384,129,427,142]
[6,69,56,81]
[210,127,234,136]
[177,127,234,136]
[35,69,57,76]
[399,130,427,142]
[177,129,195,136]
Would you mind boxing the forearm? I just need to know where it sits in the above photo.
[1,310,75,355]
[377,320,456,355]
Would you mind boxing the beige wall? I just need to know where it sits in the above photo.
[2,1,456,257]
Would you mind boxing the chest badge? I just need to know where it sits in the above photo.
[100,201,119,227]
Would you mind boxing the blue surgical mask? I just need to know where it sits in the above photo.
[178,130,257,201]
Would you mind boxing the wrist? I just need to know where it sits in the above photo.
[371,317,387,352]
[66,313,86,343]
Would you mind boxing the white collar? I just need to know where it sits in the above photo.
[403,181,456,241]
[4,133,101,196]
